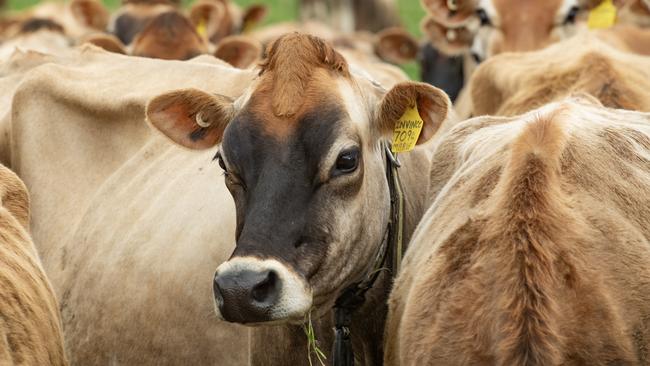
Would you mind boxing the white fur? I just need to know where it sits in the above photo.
[213,257,313,322]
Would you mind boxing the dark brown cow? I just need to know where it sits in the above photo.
[146,33,451,365]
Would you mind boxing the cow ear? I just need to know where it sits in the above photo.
[146,89,235,149]
[214,35,261,69]
[421,0,478,27]
[70,0,110,30]
[375,27,418,64]
[376,82,451,145]
[421,16,474,56]
[81,33,127,54]
[242,4,267,32]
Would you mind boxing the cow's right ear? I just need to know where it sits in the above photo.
[146,89,235,149]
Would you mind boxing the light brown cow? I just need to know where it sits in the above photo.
[385,96,650,365]
[5,45,257,364]
[469,32,650,116]
[188,0,266,44]
[420,0,644,61]
[146,32,451,365]
[299,0,401,32]
[0,164,67,366]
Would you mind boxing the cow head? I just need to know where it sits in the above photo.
[131,11,207,60]
[109,0,176,45]
[146,33,450,325]
[189,0,267,44]
[423,0,627,61]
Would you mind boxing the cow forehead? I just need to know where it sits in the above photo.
[240,69,357,139]
[492,0,566,28]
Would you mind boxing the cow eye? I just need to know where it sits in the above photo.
[334,148,359,175]
[564,6,580,24]
[476,8,492,26]
[214,151,227,172]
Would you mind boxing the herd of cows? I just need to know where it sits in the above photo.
[1,0,650,365]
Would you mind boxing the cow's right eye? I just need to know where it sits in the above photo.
[476,9,491,27]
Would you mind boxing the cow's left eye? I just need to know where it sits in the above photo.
[333,148,359,175]
[564,5,580,24]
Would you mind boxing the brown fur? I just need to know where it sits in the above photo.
[131,11,208,60]
[470,33,650,116]
[214,35,261,68]
[386,99,650,365]
[81,33,127,54]
[0,165,67,366]
[258,32,350,117]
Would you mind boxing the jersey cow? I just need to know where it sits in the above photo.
[6,46,256,364]
[0,165,67,366]
[385,96,650,365]
[469,32,650,116]
[146,33,451,365]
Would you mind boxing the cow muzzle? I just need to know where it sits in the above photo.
[213,257,312,324]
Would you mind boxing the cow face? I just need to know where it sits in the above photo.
[131,11,208,60]
[422,0,627,62]
[146,33,450,325]
[471,0,584,60]
[109,0,175,45]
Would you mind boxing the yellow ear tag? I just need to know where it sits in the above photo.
[196,19,207,37]
[242,19,258,34]
[588,0,617,29]
[391,104,424,153]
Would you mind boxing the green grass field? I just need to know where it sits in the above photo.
[5,0,426,78]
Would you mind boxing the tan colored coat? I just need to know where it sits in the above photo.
[386,97,650,365]
[6,45,255,364]
[0,164,67,366]
[470,33,650,117]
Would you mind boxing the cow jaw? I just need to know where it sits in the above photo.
[213,257,313,324]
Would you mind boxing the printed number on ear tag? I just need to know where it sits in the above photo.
[588,0,617,29]
[391,104,424,153]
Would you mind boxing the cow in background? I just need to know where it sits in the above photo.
[299,0,401,32]
[469,32,650,116]
[0,165,68,366]
[420,0,650,117]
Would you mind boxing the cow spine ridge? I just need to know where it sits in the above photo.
[483,109,571,366]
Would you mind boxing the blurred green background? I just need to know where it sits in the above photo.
[5,0,426,78]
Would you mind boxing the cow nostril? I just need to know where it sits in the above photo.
[251,270,278,303]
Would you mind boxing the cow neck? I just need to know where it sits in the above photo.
[331,142,405,366]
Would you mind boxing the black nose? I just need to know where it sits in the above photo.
[213,269,281,323]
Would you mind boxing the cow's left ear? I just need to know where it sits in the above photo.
[375,27,418,64]
[215,35,261,69]
[70,0,110,30]
[242,4,267,33]
[146,89,235,149]
[376,82,451,145]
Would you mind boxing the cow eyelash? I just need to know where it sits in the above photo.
[214,151,228,172]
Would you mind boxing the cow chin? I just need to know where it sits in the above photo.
[212,257,313,325]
